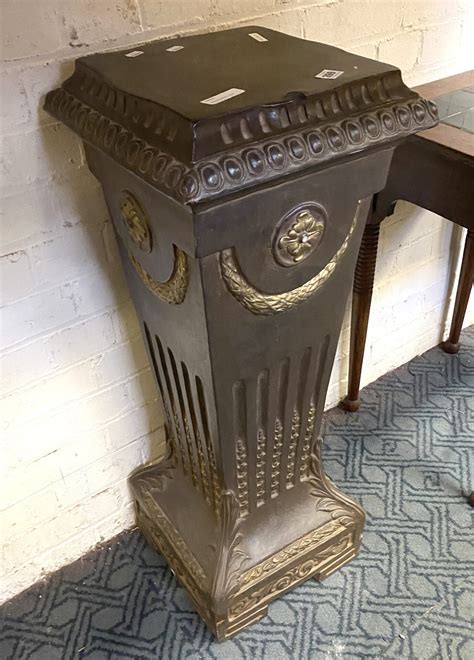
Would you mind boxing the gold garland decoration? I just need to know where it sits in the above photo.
[128,246,189,304]
[219,202,363,315]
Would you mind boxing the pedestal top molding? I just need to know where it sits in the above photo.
[45,26,437,205]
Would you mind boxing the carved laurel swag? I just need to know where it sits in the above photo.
[128,246,188,304]
[219,201,362,315]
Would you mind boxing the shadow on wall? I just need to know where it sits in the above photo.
[40,61,165,466]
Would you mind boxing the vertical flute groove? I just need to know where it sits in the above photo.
[181,362,212,508]
[156,335,190,476]
[144,324,177,460]
[196,375,221,516]
[168,348,198,488]
[299,336,329,479]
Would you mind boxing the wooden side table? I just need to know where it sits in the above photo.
[341,71,474,413]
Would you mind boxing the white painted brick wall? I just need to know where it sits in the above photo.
[1,0,473,603]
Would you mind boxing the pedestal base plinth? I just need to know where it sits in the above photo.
[130,441,364,640]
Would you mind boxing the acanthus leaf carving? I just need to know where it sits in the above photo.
[128,245,188,304]
[130,444,175,495]
[211,491,250,604]
[307,437,363,527]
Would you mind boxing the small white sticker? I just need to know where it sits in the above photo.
[200,88,245,105]
[249,32,268,42]
[315,69,344,80]
[125,50,144,58]
[166,45,184,52]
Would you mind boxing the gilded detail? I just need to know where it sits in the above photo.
[172,409,189,476]
[229,536,352,621]
[136,506,213,626]
[207,440,222,517]
[307,437,364,529]
[238,519,348,591]
[138,491,207,589]
[195,429,213,510]
[128,246,188,304]
[212,492,250,601]
[286,409,300,487]
[183,417,199,488]
[277,210,325,265]
[236,440,249,515]
[256,429,267,506]
[120,192,152,253]
[300,402,316,478]
[270,418,284,496]
[146,335,222,516]
[220,202,362,315]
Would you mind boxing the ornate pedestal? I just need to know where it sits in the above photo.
[45,26,437,639]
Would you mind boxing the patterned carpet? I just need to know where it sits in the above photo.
[2,327,473,660]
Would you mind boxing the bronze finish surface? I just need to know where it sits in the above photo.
[45,27,435,639]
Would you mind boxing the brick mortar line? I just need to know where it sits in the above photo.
[1,8,293,68]
[0,260,119,309]
[1,295,131,353]
[3,365,156,431]
[2,479,134,544]
[4,5,465,71]
[3,428,164,513]
[0,304,132,357]
[0,163,90,198]
[1,333,146,397]
[4,404,163,476]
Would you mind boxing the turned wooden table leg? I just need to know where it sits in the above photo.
[341,223,381,412]
[441,229,474,354]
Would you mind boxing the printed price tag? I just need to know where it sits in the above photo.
[125,50,144,58]
[249,32,268,42]
[315,69,344,80]
[166,45,184,52]
[200,88,246,105]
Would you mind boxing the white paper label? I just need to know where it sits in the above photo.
[166,45,184,52]
[249,32,268,42]
[315,69,344,80]
[200,88,245,105]
[125,50,144,58]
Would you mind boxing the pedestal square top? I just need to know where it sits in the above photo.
[45,27,438,204]
[81,27,396,121]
